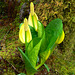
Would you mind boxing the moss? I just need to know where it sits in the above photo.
[0,0,75,75]
[35,0,75,75]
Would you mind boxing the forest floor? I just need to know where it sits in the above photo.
[0,0,75,75]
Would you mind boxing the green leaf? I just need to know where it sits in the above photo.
[39,18,63,66]
[44,64,49,72]
[18,73,26,75]
[29,25,38,38]
[37,20,46,56]
[18,47,38,74]
[45,18,63,48]
[25,37,42,68]
[37,20,44,38]
[35,31,45,69]
[19,23,23,29]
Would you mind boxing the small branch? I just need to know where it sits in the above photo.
[0,56,20,74]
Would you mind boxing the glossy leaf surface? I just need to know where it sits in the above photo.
[39,18,63,66]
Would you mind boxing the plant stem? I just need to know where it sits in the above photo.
[25,31,27,51]
[32,16,35,29]
[35,63,43,69]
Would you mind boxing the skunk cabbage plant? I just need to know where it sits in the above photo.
[18,2,65,75]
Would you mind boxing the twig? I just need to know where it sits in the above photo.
[0,56,20,74]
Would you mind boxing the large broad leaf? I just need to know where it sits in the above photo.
[18,47,38,74]
[45,18,63,48]
[39,18,63,66]
[25,37,42,68]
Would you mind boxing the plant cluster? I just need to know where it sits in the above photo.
[18,2,65,75]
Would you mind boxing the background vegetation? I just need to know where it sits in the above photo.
[0,0,75,75]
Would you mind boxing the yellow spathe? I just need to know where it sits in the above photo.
[19,23,32,43]
[28,12,38,31]
[56,30,65,44]
[45,50,50,60]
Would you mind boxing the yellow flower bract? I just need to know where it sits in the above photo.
[19,23,32,43]
[56,30,65,44]
[28,12,38,31]
[45,50,50,60]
